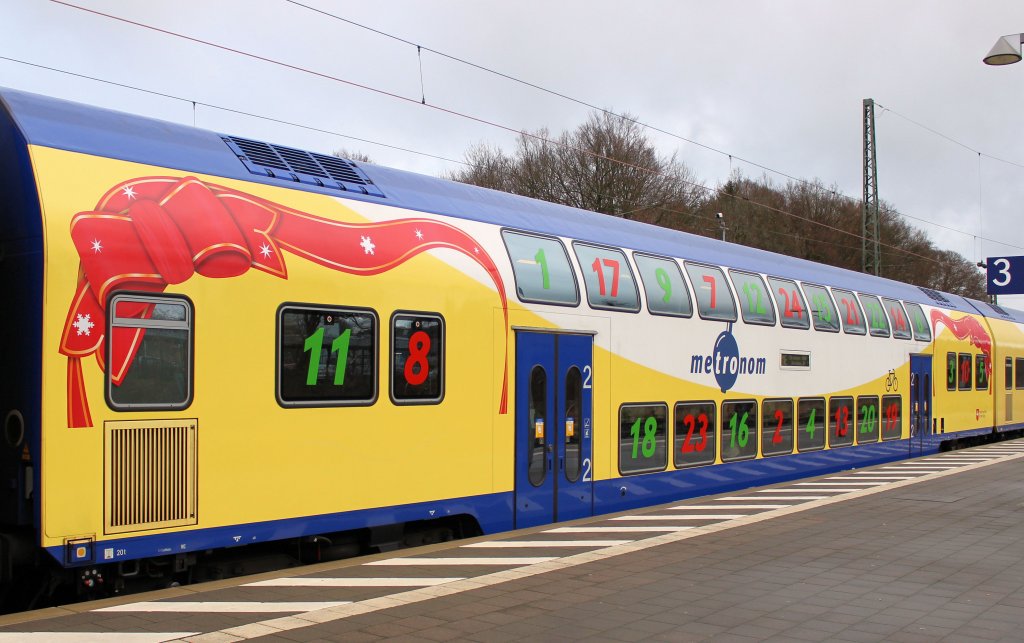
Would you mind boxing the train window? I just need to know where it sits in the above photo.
[107,293,193,411]
[882,298,912,339]
[721,400,758,462]
[528,366,547,486]
[633,253,693,317]
[801,283,840,332]
[958,353,972,391]
[277,305,377,406]
[502,230,579,306]
[904,303,932,342]
[828,397,855,447]
[761,399,794,457]
[1017,358,1024,390]
[674,401,717,468]
[975,354,989,391]
[796,398,826,452]
[832,289,866,335]
[881,395,902,440]
[856,396,880,443]
[573,242,640,312]
[768,277,810,329]
[564,367,583,482]
[391,313,444,404]
[730,270,777,326]
[684,262,737,322]
[858,295,890,337]
[946,352,957,391]
[1007,357,1014,390]
[619,404,668,474]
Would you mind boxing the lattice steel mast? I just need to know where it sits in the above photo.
[862,98,880,276]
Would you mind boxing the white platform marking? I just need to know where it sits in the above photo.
[755,488,857,493]
[668,504,791,509]
[244,577,464,587]
[546,526,694,533]
[180,444,1024,643]
[724,495,828,500]
[610,514,747,521]
[829,475,912,479]
[94,601,349,613]
[462,540,630,548]
[366,557,555,565]
[794,481,889,486]
[0,636,199,642]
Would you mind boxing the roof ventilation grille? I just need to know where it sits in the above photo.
[222,136,384,198]
[990,303,1010,316]
[918,287,952,306]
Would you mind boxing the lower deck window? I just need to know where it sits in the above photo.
[619,404,668,474]
[390,313,444,404]
[277,304,377,406]
[721,400,758,462]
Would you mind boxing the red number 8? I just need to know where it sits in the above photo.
[404,330,431,385]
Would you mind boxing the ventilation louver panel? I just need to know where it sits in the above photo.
[918,287,952,306]
[223,136,385,198]
[104,419,197,534]
[990,303,1010,317]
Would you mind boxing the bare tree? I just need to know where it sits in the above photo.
[333,148,373,164]
[449,111,705,222]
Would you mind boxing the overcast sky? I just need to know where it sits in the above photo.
[4,1,1024,304]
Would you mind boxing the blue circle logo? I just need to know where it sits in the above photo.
[713,326,739,393]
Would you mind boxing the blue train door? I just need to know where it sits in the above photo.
[514,331,593,529]
[909,354,932,456]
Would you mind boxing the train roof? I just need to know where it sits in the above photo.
[2,87,1016,320]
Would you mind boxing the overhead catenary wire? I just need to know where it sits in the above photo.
[36,1,1023,265]
[281,0,1024,229]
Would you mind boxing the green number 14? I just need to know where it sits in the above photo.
[304,327,352,386]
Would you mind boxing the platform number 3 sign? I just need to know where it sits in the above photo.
[987,256,1024,296]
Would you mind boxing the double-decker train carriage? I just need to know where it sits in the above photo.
[1,87,1023,605]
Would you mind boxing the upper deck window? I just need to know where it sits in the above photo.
[684,262,737,322]
[730,270,776,326]
[882,298,912,339]
[858,294,891,337]
[904,303,932,342]
[832,289,866,335]
[572,242,640,312]
[768,277,810,329]
[633,253,693,317]
[502,230,579,306]
[801,283,840,332]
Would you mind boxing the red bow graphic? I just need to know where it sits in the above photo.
[60,177,509,427]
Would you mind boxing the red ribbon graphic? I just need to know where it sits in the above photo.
[930,309,992,392]
[60,177,509,427]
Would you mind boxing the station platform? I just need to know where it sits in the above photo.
[3,439,1024,642]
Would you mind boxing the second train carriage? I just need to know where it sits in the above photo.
[2,87,1024,598]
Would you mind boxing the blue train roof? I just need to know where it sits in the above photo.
[1,87,1007,318]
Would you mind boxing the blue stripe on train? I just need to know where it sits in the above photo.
[44,427,1010,567]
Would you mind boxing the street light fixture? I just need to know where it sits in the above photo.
[983,34,1023,65]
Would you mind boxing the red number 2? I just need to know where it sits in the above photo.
[681,413,709,453]
[772,409,784,444]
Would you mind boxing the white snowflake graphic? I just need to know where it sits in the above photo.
[259,243,273,258]
[73,313,95,337]
[90,239,103,253]
[122,185,137,200]
[414,229,424,241]
[360,235,376,255]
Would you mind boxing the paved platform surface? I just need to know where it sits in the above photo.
[4,440,1024,641]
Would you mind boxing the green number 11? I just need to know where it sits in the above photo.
[304,327,352,386]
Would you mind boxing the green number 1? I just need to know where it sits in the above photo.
[331,329,351,386]
[535,248,551,290]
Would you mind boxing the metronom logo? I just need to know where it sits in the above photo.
[690,323,766,393]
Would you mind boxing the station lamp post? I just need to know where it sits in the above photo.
[984,34,1023,65]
